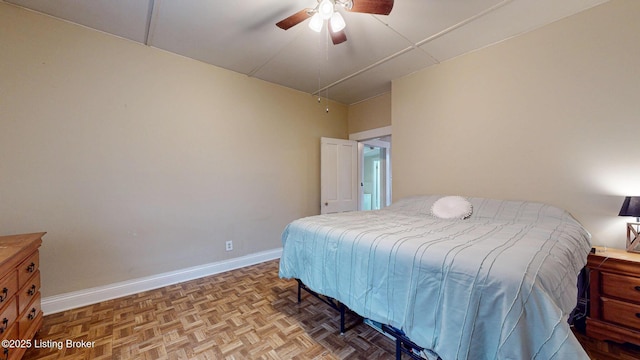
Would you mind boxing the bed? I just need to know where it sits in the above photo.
[278,195,591,359]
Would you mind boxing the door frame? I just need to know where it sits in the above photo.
[349,126,392,210]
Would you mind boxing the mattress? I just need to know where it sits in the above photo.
[279,195,591,359]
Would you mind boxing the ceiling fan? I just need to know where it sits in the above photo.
[276,0,394,45]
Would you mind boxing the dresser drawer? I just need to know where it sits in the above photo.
[602,297,640,331]
[1,324,20,360]
[602,271,640,303]
[18,270,40,315]
[0,298,17,338]
[18,292,41,340]
[0,271,18,310]
[17,252,39,290]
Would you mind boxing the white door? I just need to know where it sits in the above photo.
[321,137,358,214]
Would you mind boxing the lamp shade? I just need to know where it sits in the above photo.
[619,196,640,218]
[330,12,345,32]
[318,0,334,19]
[308,12,323,32]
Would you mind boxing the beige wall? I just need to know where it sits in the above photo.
[347,92,391,134]
[392,0,640,249]
[0,3,347,296]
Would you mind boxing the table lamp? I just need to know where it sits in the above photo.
[619,196,640,252]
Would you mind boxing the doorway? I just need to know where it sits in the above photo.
[359,136,391,210]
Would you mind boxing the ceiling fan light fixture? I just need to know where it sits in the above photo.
[308,12,323,32]
[276,0,394,44]
[318,0,334,20]
[330,12,345,32]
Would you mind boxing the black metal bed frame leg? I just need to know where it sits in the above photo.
[295,279,361,336]
[382,324,427,360]
[295,279,431,359]
[339,303,345,335]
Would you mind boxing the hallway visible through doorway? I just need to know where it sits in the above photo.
[359,136,391,211]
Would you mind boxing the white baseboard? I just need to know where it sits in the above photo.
[41,248,283,315]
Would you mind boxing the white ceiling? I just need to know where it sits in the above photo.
[5,0,608,105]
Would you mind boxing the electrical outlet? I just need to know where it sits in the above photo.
[225,240,233,251]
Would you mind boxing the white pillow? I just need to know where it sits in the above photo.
[431,196,473,220]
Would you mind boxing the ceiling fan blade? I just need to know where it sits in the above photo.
[276,9,312,30]
[329,23,347,45]
[349,0,394,15]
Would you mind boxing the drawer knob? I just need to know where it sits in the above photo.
[635,286,640,291]
[0,288,7,303]
[0,318,8,334]
[27,308,37,320]
[636,313,640,318]
[26,262,36,273]
[27,284,36,296]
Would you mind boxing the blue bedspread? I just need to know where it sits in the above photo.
[279,195,591,359]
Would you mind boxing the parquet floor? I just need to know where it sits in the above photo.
[21,259,640,359]
[23,260,397,360]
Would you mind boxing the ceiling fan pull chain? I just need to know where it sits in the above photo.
[325,26,330,113]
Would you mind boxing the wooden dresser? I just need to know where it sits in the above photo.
[587,246,640,345]
[0,233,44,360]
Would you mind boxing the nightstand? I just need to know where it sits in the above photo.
[587,246,640,345]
